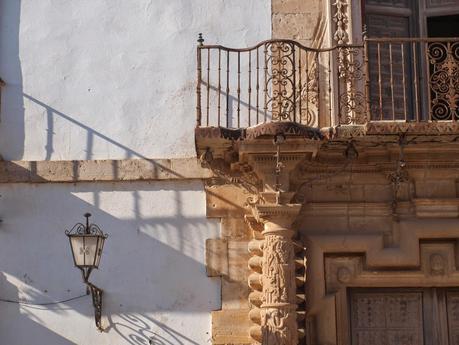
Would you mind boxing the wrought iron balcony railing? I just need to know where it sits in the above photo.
[196,35,459,129]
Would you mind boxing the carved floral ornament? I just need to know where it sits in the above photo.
[332,0,349,45]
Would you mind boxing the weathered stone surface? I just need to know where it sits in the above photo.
[222,277,250,310]
[205,185,251,218]
[221,217,251,240]
[228,241,251,282]
[0,158,212,183]
[272,0,311,13]
[272,0,324,45]
[206,239,228,277]
[272,13,313,41]
[212,309,253,345]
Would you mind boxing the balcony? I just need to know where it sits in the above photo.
[195,36,459,145]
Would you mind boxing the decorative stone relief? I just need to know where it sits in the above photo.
[337,266,352,283]
[325,256,360,293]
[430,253,446,276]
[332,0,349,45]
[261,306,297,345]
[260,223,298,344]
[262,235,296,305]
[247,204,302,345]
[422,242,455,277]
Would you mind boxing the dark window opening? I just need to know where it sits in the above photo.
[427,14,459,38]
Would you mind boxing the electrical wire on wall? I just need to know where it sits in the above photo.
[0,293,89,306]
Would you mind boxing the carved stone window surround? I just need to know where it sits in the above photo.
[322,241,459,345]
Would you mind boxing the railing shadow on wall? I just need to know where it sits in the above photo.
[23,94,151,161]
[196,37,459,128]
[0,0,24,160]
[22,94,189,181]
[0,181,229,344]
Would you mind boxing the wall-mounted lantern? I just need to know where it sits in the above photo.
[65,213,108,330]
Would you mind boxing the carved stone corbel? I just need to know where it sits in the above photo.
[198,123,319,344]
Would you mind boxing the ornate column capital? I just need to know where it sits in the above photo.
[252,204,302,225]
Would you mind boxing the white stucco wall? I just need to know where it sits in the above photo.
[0,180,220,345]
[0,0,271,161]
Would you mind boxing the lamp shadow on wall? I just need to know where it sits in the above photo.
[107,313,200,345]
[0,0,25,160]
[0,180,221,344]
[0,91,251,343]
[0,272,76,344]
[75,182,216,344]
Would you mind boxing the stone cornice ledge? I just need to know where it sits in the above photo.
[0,158,214,184]
[252,204,302,222]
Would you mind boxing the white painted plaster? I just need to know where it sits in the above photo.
[0,0,271,160]
[0,180,220,344]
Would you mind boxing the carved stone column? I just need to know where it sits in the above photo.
[196,123,318,344]
[253,204,301,345]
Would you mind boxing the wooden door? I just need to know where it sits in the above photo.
[349,288,459,345]
[446,291,459,345]
[350,289,424,345]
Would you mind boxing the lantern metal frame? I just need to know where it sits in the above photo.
[65,213,108,331]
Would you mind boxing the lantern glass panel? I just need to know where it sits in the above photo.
[70,235,101,268]
[94,236,105,268]
[69,236,85,267]
[83,236,99,267]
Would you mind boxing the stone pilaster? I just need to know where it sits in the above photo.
[253,204,301,345]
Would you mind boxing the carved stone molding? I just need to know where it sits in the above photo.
[314,241,459,343]
[414,198,459,218]
[321,122,459,141]
[252,204,302,226]
[247,153,306,194]
[325,242,459,295]
[194,122,323,142]
[365,121,459,136]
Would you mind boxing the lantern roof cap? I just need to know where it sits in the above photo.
[65,214,108,238]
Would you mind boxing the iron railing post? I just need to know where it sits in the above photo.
[363,27,371,124]
[196,33,204,127]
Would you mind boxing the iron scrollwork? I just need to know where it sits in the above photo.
[338,47,366,125]
[264,41,320,126]
[265,41,296,121]
[65,223,106,237]
[88,282,104,331]
[428,41,459,120]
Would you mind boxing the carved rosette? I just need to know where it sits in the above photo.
[252,204,302,345]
